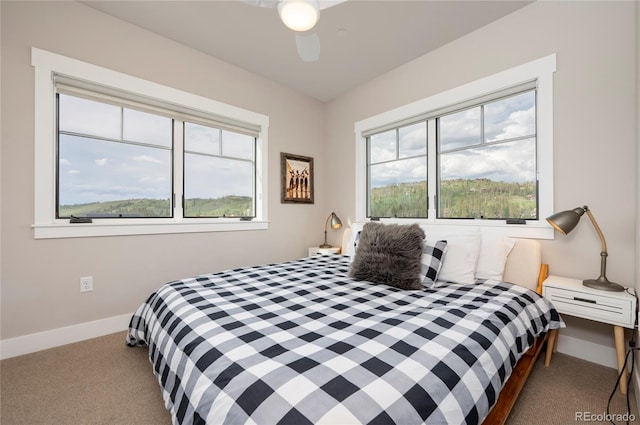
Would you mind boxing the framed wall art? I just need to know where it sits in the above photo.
[281,152,314,204]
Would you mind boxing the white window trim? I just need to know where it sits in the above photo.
[32,47,269,239]
[354,54,556,239]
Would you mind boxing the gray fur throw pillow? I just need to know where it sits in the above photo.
[349,222,426,290]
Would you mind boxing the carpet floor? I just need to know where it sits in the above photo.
[1,331,637,424]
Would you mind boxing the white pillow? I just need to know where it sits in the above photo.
[435,235,481,286]
[475,236,516,281]
[346,223,365,262]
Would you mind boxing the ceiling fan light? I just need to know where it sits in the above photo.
[278,0,319,32]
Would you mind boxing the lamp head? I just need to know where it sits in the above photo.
[546,206,587,235]
[329,212,342,229]
[278,0,320,32]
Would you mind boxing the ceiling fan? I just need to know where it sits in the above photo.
[247,0,346,62]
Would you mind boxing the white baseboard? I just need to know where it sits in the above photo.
[0,313,132,360]
[557,333,618,369]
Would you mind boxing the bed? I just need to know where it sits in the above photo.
[127,223,563,425]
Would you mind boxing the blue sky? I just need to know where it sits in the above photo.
[57,94,254,206]
[58,135,172,205]
[369,91,536,188]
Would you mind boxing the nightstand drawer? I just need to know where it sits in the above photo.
[543,283,634,328]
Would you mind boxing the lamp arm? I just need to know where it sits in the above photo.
[324,214,331,245]
[584,208,607,254]
[320,215,331,247]
[584,207,610,280]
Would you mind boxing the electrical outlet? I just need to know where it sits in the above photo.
[80,276,93,293]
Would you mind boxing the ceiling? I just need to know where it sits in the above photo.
[82,0,532,102]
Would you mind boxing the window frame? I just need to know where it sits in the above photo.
[366,122,429,219]
[182,122,258,219]
[55,92,178,220]
[354,54,556,238]
[32,48,269,239]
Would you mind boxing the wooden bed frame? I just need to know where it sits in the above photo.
[340,228,556,425]
[481,263,554,425]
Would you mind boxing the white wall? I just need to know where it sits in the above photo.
[0,1,332,343]
[326,1,637,363]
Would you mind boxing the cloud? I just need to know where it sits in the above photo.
[440,109,481,150]
[371,138,536,189]
[138,176,167,183]
[486,107,535,142]
[370,157,427,188]
[68,170,80,174]
[440,139,535,183]
[94,158,108,166]
[59,158,71,166]
[133,155,163,164]
[184,155,253,199]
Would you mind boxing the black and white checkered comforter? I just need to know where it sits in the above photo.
[127,254,562,425]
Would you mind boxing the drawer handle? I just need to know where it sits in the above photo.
[573,297,596,304]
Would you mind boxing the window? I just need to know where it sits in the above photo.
[56,94,257,220]
[438,89,537,220]
[355,55,556,238]
[183,123,255,218]
[33,48,269,239]
[365,87,536,221]
[367,122,427,218]
[57,93,174,219]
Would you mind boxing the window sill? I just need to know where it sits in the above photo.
[32,219,269,239]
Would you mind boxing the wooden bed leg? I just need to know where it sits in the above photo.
[614,326,628,395]
[545,329,558,367]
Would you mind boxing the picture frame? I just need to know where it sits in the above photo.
[281,152,314,204]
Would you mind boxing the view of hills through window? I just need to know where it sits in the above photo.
[57,93,255,219]
[59,195,253,218]
[368,89,537,220]
[369,179,536,219]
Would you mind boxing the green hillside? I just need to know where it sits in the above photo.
[62,180,534,220]
[183,196,253,217]
[59,195,253,218]
[369,181,428,218]
[439,179,536,219]
[59,198,171,218]
[370,179,536,219]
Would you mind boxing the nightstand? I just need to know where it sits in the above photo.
[543,275,636,394]
[308,246,341,256]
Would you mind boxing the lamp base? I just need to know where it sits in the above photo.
[582,276,624,292]
[319,243,333,248]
